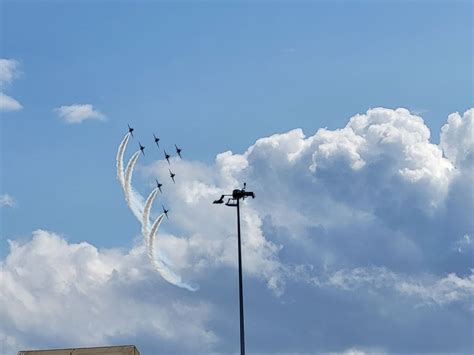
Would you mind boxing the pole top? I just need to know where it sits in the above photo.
[213,183,255,206]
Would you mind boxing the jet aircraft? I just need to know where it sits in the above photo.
[155,179,163,193]
[139,142,145,156]
[164,150,171,164]
[169,169,176,183]
[128,124,134,137]
[175,144,182,159]
[153,134,160,148]
[162,205,169,219]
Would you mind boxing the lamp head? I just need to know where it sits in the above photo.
[213,197,224,204]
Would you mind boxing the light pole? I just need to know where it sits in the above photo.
[213,183,255,355]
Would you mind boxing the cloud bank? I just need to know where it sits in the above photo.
[54,104,106,124]
[2,108,473,354]
[0,231,217,354]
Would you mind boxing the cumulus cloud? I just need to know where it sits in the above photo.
[309,108,454,212]
[0,194,16,207]
[0,230,217,354]
[54,104,106,124]
[139,158,286,294]
[440,109,474,168]
[3,107,473,353]
[141,108,472,284]
[0,58,22,112]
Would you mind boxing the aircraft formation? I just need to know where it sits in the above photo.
[127,124,183,219]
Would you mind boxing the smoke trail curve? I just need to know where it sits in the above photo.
[116,133,130,188]
[148,213,198,291]
[142,188,159,242]
[122,148,173,267]
[122,150,172,266]
[124,151,144,220]
[117,136,196,291]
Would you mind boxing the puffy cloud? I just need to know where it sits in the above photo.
[242,108,470,273]
[137,107,473,291]
[309,108,454,212]
[0,58,22,112]
[54,104,106,124]
[0,194,16,207]
[439,109,474,268]
[0,93,22,112]
[0,230,217,354]
[140,157,286,294]
[440,108,474,168]
[3,107,474,353]
[3,231,471,354]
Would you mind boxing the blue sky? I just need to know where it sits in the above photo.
[1,1,472,249]
[1,1,473,354]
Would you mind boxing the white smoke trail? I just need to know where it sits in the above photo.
[121,147,170,262]
[123,154,173,267]
[116,133,130,188]
[116,134,146,225]
[117,137,196,290]
[124,151,144,220]
[142,188,159,242]
[148,214,198,291]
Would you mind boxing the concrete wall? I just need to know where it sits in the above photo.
[18,345,140,355]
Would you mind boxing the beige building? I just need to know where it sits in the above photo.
[18,345,140,355]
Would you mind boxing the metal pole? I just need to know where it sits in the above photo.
[236,198,245,355]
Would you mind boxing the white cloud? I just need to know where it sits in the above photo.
[308,107,455,211]
[139,158,286,294]
[336,347,387,355]
[326,266,474,308]
[3,107,473,353]
[54,104,106,124]
[0,58,20,88]
[0,194,16,207]
[0,93,22,111]
[135,108,474,296]
[0,58,22,112]
[0,230,218,354]
[440,108,473,168]
[396,271,474,307]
